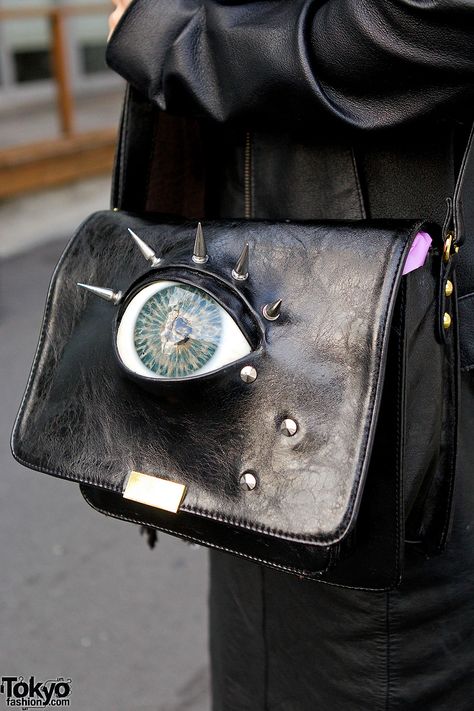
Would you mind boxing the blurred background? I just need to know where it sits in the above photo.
[0,1,210,709]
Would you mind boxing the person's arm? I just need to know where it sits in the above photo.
[106,0,474,130]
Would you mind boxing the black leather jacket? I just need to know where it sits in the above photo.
[106,0,474,130]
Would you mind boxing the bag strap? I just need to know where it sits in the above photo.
[111,86,206,218]
[445,121,474,250]
[112,86,474,249]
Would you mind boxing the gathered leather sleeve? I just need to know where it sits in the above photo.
[106,0,474,130]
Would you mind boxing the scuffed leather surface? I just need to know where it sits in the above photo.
[81,255,459,589]
[106,0,474,130]
[80,292,406,589]
[80,283,407,590]
[12,210,423,548]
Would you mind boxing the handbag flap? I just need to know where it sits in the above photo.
[11,210,425,545]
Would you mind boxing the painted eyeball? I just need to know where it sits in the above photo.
[116,281,252,379]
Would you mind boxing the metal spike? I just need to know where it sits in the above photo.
[77,283,122,305]
[192,222,208,264]
[232,243,249,281]
[262,299,282,321]
[128,228,161,267]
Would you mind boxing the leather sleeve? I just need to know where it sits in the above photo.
[105,0,474,130]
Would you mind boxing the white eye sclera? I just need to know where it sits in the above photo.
[116,281,252,379]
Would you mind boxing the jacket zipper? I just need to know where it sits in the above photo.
[244,130,252,219]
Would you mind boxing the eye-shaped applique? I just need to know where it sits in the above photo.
[77,223,283,385]
[116,280,252,379]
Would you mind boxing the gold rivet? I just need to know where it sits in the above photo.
[443,312,452,330]
[445,280,454,297]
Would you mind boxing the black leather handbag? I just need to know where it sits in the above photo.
[10,126,473,591]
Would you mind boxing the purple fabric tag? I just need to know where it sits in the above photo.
[402,231,432,275]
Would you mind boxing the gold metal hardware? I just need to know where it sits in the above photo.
[443,232,459,263]
[443,312,452,330]
[443,234,453,263]
[123,470,187,513]
[445,280,454,297]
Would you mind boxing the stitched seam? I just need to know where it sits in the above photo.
[250,131,255,219]
[441,363,458,540]
[385,299,405,708]
[79,487,333,577]
[385,592,391,711]
[80,485,396,590]
[244,130,254,219]
[392,284,404,587]
[261,566,269,711]
[178,504,341,543]
[439,292,460,544]
[11,452,122,491]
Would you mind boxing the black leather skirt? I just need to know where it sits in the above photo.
[204,124,474,710]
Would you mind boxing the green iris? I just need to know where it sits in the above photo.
[134,284,222,377]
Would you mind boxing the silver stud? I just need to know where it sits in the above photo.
[77,283,122,305]
[262,299,282,321]
[239,471,257,491]
[240,365,257,383]
[128,228,161,267]
[232,243,249,281]
[192,222,209,264]
[280,418,298,436]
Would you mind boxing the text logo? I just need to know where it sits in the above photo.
[0,676,71,708]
